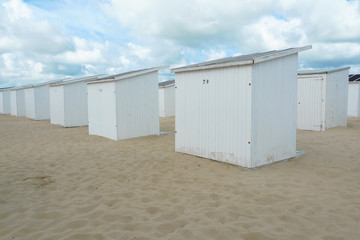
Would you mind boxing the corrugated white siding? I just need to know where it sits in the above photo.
[87,82,117,140]
[16,89,25,117]
[64,81,88,127]
[159,88,165,117]
[325,70,348,128]
[297,76,325,131]
[0,90,11,114]
[159,86,175,117]
[164,86,175,117]
[25,88,36,119]
[175,65,252,167]
[116,71,159,140]
[50,86,65,126]
[0,92,3,113]
[34,85,51,120]
[348,83,360,117]
[252,54,297,167]
[10,91,17,116]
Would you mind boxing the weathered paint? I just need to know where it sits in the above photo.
[175,65,253,167]
[175,54,299,168]
[348,83,360,117]
[251,54,298,168]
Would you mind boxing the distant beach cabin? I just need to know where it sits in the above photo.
[50,75,102,127]
[87,66,168,140]
[348,74,360,118]
[10,86,27,117]
[0,88,11,114]
[297,67,350,131]
[24,79,64,120]
[171,46,311,168]
[158,80,175,117]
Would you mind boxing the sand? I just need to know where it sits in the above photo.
[0,115,359,240]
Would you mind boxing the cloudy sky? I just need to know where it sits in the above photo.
[0,0,359,86]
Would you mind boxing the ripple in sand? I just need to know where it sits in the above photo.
[101,214,133,223]
[22,176,55,189]
[146,206,161,215]
[65,220,89,229]
[242,232,276,240]
[156,223,176,234]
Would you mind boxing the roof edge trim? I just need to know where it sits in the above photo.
[87,65,170,85]
[298,66,351,75]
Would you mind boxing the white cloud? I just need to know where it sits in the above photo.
[0,52,46,84]
[242,16,308,51]
[278,0,360,42]
[202,49,227,61]
[127,42,151,60]
[300,42,360,69]
[3,0,32,21]
[1,0,360,85]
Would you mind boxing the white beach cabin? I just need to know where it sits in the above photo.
[347,74,360,118]
[297,67,350,131]
[87,66,168,140]
[50,75,103,127]
[158,80,175,117]
[171,46,311,169]
[24,79,64,120]
[0,88,11,114]
[10,86,28,117]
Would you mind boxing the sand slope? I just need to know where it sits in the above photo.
[0,115,359,240]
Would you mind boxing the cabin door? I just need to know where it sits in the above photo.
[297,76,324,131]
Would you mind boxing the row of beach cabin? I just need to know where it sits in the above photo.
[0,45,358,168]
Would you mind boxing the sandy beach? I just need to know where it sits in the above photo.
[0,115,359,240]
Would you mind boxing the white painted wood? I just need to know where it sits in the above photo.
[0,90,11,114]
[116,71,159,140]
[297,68,349,131]
[175,65,253,167]
[0,92,3,113]
[87,69,160,141]
[11,89,25,117]
[348,83,360,117]
[34,85,51,120]
[87,82,117,140]
[50,80,89,127]
[297,76,324,131]
[50,86,65,126]
[159,88,165,117]
[324,70,348,129]
[251,54,298,167]
[23,81,63,120]
[24,88,36,119]
[174,51,304,168]
[63,81,89,127]
[10,90,17,116]
[159,85,175,117]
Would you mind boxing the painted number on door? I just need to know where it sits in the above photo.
[203,79,209,84]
